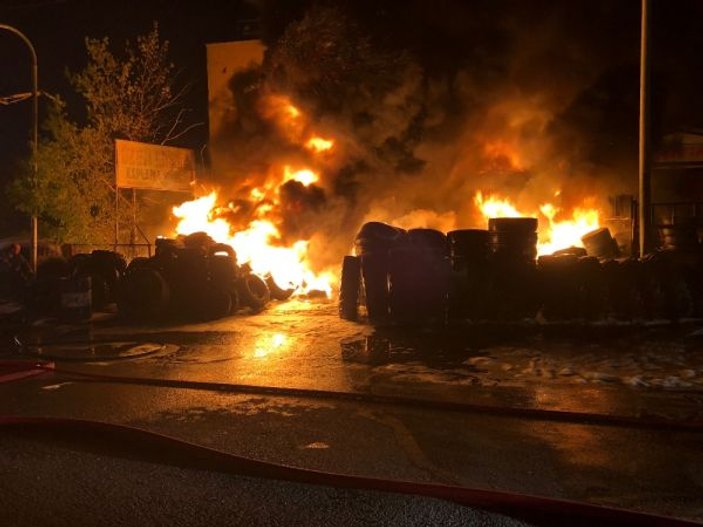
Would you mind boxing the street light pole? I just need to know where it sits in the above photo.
[638,0,652,257]
[0,24,39,272]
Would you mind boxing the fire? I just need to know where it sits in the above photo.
[483,140,524,170]
[305,136,334,153]
[474,191,524,218]
[169,93,339,300]
[474,191,600,256]
[260,94,306,141]
[172,191,333,297]
[283,166,319,186]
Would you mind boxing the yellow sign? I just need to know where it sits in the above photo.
[115,139,195,192]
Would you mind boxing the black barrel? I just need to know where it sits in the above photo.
[59,276,92,323]
[581,228,620,259]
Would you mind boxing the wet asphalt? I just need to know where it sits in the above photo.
[1,300,703,525]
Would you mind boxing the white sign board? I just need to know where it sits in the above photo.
[115,139,195,192]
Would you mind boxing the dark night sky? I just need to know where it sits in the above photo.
[1,0,703,229]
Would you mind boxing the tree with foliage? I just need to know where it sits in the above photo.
[10,23,196,244]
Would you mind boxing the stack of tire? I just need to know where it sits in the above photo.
[638,222,703,320]
[389,229,450,325]
[339,222,407,323]
[537,252,606,320]
[446,229,490,321]
[118,232,277,322]
[486,218,539,320]
[69,250,127,311]
[340,223,451,325]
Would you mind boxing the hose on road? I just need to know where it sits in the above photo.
[0,414,698,527]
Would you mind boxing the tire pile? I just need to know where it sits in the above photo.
[339,220,703,325]
[31,250,127,319]
[118,232,293,322]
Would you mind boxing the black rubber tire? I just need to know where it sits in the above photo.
[236,274,271,311]
[407,228,448,253]
[90,273,109,312]
[209,254,238,288]
[266,275,295,301]
[36,257,70,281]
[488,217,538,234]
[68,254,92,276]
[339,256,361,320]
[229,287,240,315]
[183,231,214,251]
[447,230,489,260]
[360,252,389,324]
[209,243,237,262]
[194,285,233,321]
[118,267,170,321]
[125,257,152,275]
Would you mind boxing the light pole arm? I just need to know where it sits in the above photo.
[0,24,39,272]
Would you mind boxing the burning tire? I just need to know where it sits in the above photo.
[118,267,170,321]
[236,274,271,311]
[339,255,361,320]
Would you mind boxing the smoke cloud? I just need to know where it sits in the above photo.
[204,0,699,272]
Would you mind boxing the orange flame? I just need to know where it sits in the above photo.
[283,166,319,186]
[474,191,524,218]
[305,136,334,153]
[172,191,333,297]
[474,191,600,256]
[482,140,524,170]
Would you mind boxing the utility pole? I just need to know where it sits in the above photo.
[638,0,652,257]
[0,24,39,272]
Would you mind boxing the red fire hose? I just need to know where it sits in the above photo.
[0,414,699,527]
[1,360,702,526]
